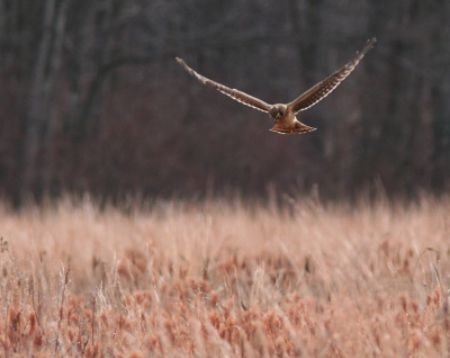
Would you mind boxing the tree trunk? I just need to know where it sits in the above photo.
[17,0,69,204]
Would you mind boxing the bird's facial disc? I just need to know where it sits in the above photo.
[270,105,285,120]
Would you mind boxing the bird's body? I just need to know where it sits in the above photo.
[268,104,316,134]
[176,38,376,135]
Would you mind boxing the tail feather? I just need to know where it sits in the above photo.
[293,121,317,134]
[270,120,317,135]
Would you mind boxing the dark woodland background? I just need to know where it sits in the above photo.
[0,0,449,205]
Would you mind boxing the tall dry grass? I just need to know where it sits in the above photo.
[0,196,449,356]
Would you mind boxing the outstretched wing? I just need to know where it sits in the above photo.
[176,57,271,113]
[288,38,376,113]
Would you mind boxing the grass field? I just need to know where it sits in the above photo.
[0,196,449,357]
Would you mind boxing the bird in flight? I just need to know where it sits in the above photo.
[176,38,376,134]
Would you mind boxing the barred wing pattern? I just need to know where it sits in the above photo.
[288,38,377,113]
[176,57,271,113]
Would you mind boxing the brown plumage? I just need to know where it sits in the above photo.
[176,38,376,135]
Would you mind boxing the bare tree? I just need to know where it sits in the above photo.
[18,0,70,202]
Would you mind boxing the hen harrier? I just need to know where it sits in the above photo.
[176,38,376,134]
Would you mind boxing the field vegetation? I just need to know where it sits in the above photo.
[0,196,449,356]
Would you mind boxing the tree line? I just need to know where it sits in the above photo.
[0,0,449,205]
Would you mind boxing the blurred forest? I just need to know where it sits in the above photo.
[0,0,449,205]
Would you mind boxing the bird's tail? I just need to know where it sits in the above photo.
[270,121,317,135]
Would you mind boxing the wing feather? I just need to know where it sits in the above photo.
[176,57,271,113]
[288,38,376,113]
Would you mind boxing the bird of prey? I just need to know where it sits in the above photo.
[176,38,376,134]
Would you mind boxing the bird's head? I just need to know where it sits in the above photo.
[269,104,287,121]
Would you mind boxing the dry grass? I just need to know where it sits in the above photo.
[0,196,449,357]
